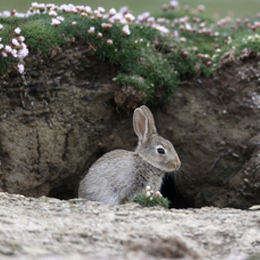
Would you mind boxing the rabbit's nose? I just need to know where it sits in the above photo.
[173,158,181,170]
[167,157,181,170]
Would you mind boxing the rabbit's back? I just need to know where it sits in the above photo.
[78,149,164,205]
[78,150,136,205]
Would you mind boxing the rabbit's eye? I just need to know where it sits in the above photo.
[157,147,165,154]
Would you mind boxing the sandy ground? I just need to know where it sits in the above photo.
[0,192,259,260]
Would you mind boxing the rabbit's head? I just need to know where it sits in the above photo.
[133,105,181,172]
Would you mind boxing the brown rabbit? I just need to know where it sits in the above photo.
[78,105,181,205]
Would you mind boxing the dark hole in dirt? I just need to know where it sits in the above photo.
[48,171,191,209]
[48,177,79,200]
[161,174,194,209]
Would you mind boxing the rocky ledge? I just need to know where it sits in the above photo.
[0,192,259,260]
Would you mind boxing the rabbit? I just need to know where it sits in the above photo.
[78,105,181,205]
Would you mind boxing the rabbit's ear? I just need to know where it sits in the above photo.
[140,105,157,136]
[133,108,148,142]
[133,106,157,143]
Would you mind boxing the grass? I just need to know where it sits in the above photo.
[1,2,260,102]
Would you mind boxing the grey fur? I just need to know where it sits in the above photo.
[78,105,181,205]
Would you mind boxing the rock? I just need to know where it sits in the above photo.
[114,85,147,109]
[0,192,259,260]
[249,205,260,211]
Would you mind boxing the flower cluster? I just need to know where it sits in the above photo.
[0,25,29,74]
[145,185,163,200]
[133,186,170,208]
[0,0,260,86]
[9,2,171,36]
[243,34,260,43]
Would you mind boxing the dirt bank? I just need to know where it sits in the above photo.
[0,42,260,209]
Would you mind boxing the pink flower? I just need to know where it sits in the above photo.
[206,61,212,66]
[193,17,201,23]
[94,10,99,15]
[1,52,8,57]
[60,4,77,13]
[137,12,150,23]
[172,30,179,38]
[2,11,10,17]
[14,27,21,35]
[0,24,3,31]
[18,43,29,59]
[119,6,129,15]
[46,3,55,10]
[180,16,189,23]
[162,4,168,12]
[101,23,112,29]
[11,49,18,58]
[88,26,95,34]
[146,186,151,191]
[96,13,103,20]
[183,5,190,12]
[125,13,135,22]
[197,4,205,13]
[157,18,167,23]
[155,191,162,197]
[108,19,115,25]
[17,36,25,42]
[72,21,77,27]
[12,38,20,47]
[146,191,151,198]
[122,25,130,35]
[169,0,179,9]
[76,5,85,13]
[4,45,12,53]
[109,8,117,17]
[18,63,24,74]
[38,3,45,13]
[198,53,205,59]
[97,32,103,38]
[106,39,113,45]
[31,2,39,9]
[81,12,87,18]
[51,18,61,26]
[49,10,57,17]
[85,6,92,14]
[56,16,64,22]
[97,7,105,13]
[156,25,170,34]
[112,13,123,22]
[147,17,155,24]
[179,25,185,31]
[183,51,189,57]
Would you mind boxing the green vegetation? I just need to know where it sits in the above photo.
[1,2,260,102]
[133,186,170,209]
